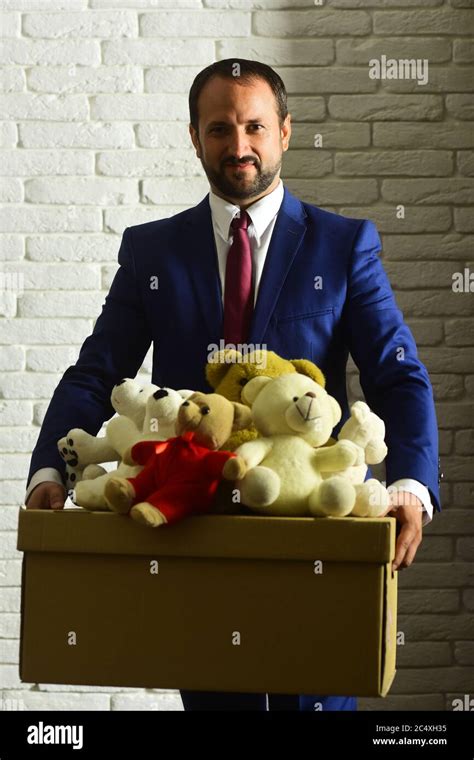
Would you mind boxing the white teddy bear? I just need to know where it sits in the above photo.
[223,372,390,518]
[57,378,159,491]
[71,385,194,511]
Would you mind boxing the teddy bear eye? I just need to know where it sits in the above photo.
[200,405,210,415]
[239,377,248,386]
[293,396,299,402]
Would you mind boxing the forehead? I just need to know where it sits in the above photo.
[197,75,277,122]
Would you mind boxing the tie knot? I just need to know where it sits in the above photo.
[231,210,249,233]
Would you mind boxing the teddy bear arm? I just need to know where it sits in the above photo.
[313,440,361,472]
[235,439,273,469]
[106,416,141,458]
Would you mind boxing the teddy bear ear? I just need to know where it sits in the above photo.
[231,402,253,431]
[241,375,273,405]
[178,389,195,400]
[289,359,326,388]
[205,348,243,388]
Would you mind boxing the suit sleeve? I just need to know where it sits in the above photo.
[26,227,152,489]
[342,220,440,512]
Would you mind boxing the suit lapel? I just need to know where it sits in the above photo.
[182,185,308,343]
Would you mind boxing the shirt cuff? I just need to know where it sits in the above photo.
[388,478,433,527]
[25,468,65,505]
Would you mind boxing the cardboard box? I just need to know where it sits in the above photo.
[17,507,398,696]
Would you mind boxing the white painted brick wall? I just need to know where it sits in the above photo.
[0,0,472,713]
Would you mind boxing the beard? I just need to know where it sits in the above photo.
[198,149,282,201]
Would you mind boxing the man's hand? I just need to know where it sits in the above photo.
[382,490,423,572]
[26,481,67,510]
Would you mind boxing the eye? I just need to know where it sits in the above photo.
[200,405,210,415]
[182,401,189,406]
[293,397,298,402]
[239,377,248,386]
[249,124,263,130]
[139,389,143,393]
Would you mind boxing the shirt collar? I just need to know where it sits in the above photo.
[209,178,284,246]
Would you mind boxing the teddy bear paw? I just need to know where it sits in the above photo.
[130,503,166,528]
[104,477,135,514]
[223,455,247,481]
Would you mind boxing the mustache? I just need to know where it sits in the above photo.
[224,157,259,167]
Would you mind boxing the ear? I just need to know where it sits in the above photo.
[178,389,195,400]
[289,359,326,388]
[328,394,342,426]
[241,376,273,405]
[231,402,253,431]
[205,348,243,389]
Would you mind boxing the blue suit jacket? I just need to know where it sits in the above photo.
[27,185,441,512]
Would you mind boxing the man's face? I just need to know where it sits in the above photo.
[189,75,291,205]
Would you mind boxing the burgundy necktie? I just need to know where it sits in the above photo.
[223,210,254,345]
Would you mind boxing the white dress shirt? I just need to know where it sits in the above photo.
[25,178,434,524]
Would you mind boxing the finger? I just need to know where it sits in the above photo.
[49,486,66,510]
[398,534,422,570]
[392,523,418,571]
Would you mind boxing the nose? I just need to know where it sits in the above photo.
[153,388,169,400]
[305,392,316,398]
[227,129,253,163]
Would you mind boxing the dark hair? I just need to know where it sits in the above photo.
[188,58,288,133]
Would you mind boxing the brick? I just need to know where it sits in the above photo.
[93,93,188,122]
[0,179,22,203]
[0,639,19,665]
[0,613,20,638]
[0,505,21,530]
[425,509,474,535]
[0,149,92,175]
[399,589,458,613]
[0,122,18,149]
[1,263,99,290]
[396,641,452,668]
[336,38,451,65]
[397,290,472,316]
[92,0,199,5]
[141,11,249,37]
[25,178,138,206]
[453,483,474,507]
[382,179,474,205]
[145,66,203,95]
[0,318,92,345]
[374,122,474,149]
[274,67,377,94]
[137,122,194,149]
[337,151,453,177]
[0,665,33,689]
[20,121,134,149]
[454,642,474,665]
[0,373,65,400]
[0,12,20,37]
[26,234,120,263]
[436,402,474,428]
[396,613,473,640]
[286,96,326,122]
[0,67,24,92]
[255,9,370,36]
[0,586,20,612]
[0,400,33,424]
[105,206,188,234]
[359,694,445,711]
[339,207,451,233]
[458,151,474,176]
[103,39,213,66]
[464,589,474,611]
[454,208,474,232]
[97,147,197,176]
[142,177,213,206]
[2,0,85,7]
[0,560,21,586]
[446,94,474,120]
[455,430,474,455]
[0,427,39,452]
[416,537,454,562]
[385,261,461,289]
[438,430,453,456]
[218,38,334,66]
[28,66,142,95]
[457,537,474,561]
[0,690,110,710]
[0,347,24,372]
[0,481,28,507]
[431,375,464,401]
[374,9,474,35]
[329,94,443,121]
[23,11,137,39]
[25,346,82,371]
[289,123,370,149]
[20,293,104,319]
[466,376,474,396]
[304,180,377,208]
[454,39,474,64]
[111,692,183,710]
[0,235,23,262]
[0,293,17,318]
[276,150,333,178]
[381,67,474,94]
[398,562,472,588]
[391,667,474,693]
[445,318,474,346]
[443,456,474,480]
[407,319,443,346]
[0,207,101,234]
[36,683,141,693]
[0,40,100,65]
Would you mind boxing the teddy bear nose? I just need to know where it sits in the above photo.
[305,392,316,398]
[153,388,169,400]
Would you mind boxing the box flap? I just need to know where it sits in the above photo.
[17,507,395,563]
